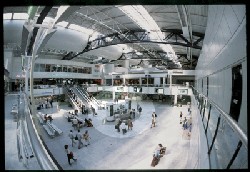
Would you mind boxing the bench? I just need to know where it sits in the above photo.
[43,123,56,138]
[37,112,45,124]
[50,123,63,135]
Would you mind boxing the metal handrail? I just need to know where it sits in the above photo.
[191,86,247,149]
[23,93,59,170]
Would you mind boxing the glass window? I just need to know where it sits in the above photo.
[73,67,77,73]
[211,115,246,169]
[45,64,51,72]
[51,65,56,72]
[57,65,62,72]
[34,63,40,72]
[230,143,248,169]
[40,64,45,72]
[203,102,211,130]
[83,67,91,74]
[63,66,67,72]
[206,106,220,149]
[68,67,72,72]
[78,68,83,73]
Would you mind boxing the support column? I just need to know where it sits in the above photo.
[123,76,125,85]
[112,74,113,86]
[169,74,172,94]
[174,94,178,106]
[112,87,115,101]
[29,53,36,115]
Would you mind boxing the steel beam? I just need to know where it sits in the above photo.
[67,29,204,60]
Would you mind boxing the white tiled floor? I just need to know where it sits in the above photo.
[5,94,196,170]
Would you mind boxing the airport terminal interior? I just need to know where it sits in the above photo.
[4,4,247,170]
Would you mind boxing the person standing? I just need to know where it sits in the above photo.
[127,119,133,130]
[92,107,96,117]
[115,118,122,132]
[120,121,127,134]
[57,103,60,112]
[81,104,85,114]
[83,130,91,146]
[68,130,75,147]
[72,118,78,130]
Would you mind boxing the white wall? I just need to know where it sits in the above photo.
[3,20,25,45]
[195,5,247,135]
[103,64,114,74]
[114,67,128,74]
[154,77,161,86]
[35,58,93,67]
[44,27,89,52]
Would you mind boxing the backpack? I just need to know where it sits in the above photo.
[155,114,157,117]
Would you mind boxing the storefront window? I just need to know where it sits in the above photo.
[63,66,67,72]
[34,63,40,72]
[45,64,51,72]
[40,64,45,72]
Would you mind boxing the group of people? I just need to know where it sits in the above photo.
[179,106,192,134]
[43,114,53,123]
[68,129,91,149]
[37,97,53,110]
[115,118,133,134]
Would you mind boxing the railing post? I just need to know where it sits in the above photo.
[226,141,243,169]
[208,116,221,154]
[205,104,212,135]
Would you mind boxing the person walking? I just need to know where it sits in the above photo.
[120,121,127,134]
[64,144,77,165]
[127,119,133,130]
[183,117,188,130]
[180,111,183,124]
[50,98,53,107]
[76,130,83,149]
[138,106,142,115]
[81,104,85,115]
[72,118,78,130]
[151,112,157,128]
[68,130,75,147]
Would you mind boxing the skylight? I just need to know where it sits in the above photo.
[3,13,12,19]
[13,13,29,20]
[118,5,180,66]
[69,24,95,35]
